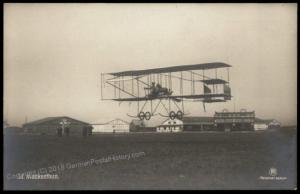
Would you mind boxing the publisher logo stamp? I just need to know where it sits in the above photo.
[259,167,287,181]
[269,167,277,177]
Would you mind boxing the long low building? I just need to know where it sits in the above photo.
[23,116,92,136]
[254,118,281,130]
[154,110,256,132]
[4,126,24,135]
[92,118,130,133]
[156,118,183,132]
[214,109,255,131]
[152,109,280,132]
[182,117,214,131]
[130,119,158,132]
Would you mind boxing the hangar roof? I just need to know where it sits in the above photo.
[182,116,214,124]
[255,118,274,124]
[92,118,130,125]
[23,116,91,126]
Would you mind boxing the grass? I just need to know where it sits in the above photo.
[3,129,297,190]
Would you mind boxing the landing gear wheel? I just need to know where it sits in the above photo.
[169,111,176,120]
[138,112,145,120]
[145,112,151,120]
[176,111,184,120]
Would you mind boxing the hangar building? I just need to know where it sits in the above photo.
[4,126,24,135]
[182,117,214,131]
[156,118,183,132]
[92,118,130,133]
[130,119,157,132]
[214,109,255,131]
[130,119,145,132]
[254,118,269,130]
[23,116,92,135]
[254,118,281,130]
[268,119,281,129]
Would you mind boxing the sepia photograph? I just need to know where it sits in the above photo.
[3,3,297,190]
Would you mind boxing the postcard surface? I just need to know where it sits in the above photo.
[3,3,297,190]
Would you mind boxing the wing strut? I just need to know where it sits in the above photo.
[105,81,137,98]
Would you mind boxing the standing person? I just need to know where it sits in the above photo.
[65,127,70,136]
[82,126,87,137]
[57,127,62,137]
[87,126,92,136]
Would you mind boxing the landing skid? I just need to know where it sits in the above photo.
[126,113,139,118]
[159,111,188,120]
[158,113,169,118]
[127,113,159,118]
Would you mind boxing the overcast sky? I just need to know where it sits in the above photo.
[4,3,297,126]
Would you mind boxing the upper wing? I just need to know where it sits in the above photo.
[109,62,231,77]
[200,78,228,85]
[111,93,232,102]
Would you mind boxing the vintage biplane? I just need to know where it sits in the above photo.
[100,62,232,120]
